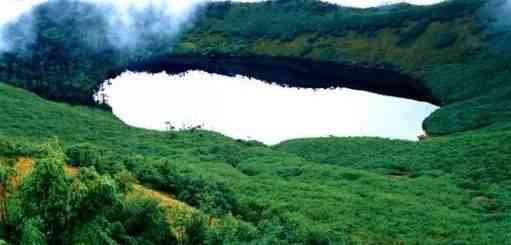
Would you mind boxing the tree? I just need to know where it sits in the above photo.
[111,196,177,245]
[18,144,72,244]
[8,142,177,244]
[0,164,15,224]
[19,218,47,245]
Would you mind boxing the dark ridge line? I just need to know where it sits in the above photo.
[106,53,441,105]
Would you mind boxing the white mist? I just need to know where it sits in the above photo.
[0,0,447,53]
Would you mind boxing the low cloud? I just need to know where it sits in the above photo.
[0,0,449,55]
[0,0,209,54]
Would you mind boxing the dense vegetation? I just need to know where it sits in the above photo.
[1,78,510,244]
[0,144,177,244]
[0,0,118,106]
[1,0,511,136]
[178,0,511,136]
[192,0,484,41]
[0,0,510,243]
[0,0,178,106]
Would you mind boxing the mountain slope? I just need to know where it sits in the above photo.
[1,82,510,243]
[1,0,510,135]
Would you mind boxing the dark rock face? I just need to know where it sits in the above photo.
[115,53,439,105]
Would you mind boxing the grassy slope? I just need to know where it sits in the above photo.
[175,0,511,136]
[1,82,510,244]
[2,0,511,136]
[179,0,484,75]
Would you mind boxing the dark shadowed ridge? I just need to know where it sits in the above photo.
[113,53,439,104]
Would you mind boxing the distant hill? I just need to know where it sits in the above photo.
[0,0,510,136]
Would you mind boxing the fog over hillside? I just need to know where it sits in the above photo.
[0,0,446,53]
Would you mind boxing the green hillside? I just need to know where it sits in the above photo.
[1,0,511,243]
[1,81,510,244]
[175,0,511,136]
[1,0,511,136]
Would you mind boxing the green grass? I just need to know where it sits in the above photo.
[176,0,511,136]
[191,0,484,41]
[1,0,510,243]
[2,0,510,137]
[1,82,510,244]
[275,135,511,185]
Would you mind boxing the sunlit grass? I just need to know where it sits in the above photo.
[1,82,510,243]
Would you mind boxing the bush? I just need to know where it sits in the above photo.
[110,197,177,245]
[132,160,239,215]
[302,226,335,245]
[65,143,124,174]
[2,144,176,244]
[433,32,458,48]
[206,214,259,244]
[65,143,105,167]
[208,143,243,167]
[20,218,47,245]
[180,213,209,245]
[68,219,116,245]
[397,20,429,45]
[0,138,42,157]
[18,146,73,244]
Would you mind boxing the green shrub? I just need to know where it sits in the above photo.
[195,0,484,40]
[434,32,458,48]
[110,197,177,245]
[0,144,177,244]
[20,218,47,245]
[397,20,429,45]
[131,160,239,215]
[2,67,511,244]
[65,143,105,167]
[65,143,125,174]
[0,138,41,157]
[302,226,335,245]
[180,213,209,245]
[18,146,72,244]
[208,143,243,167]
[206,214,259,244]
[68,219,116,245]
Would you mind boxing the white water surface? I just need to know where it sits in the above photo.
[97,71,438,145]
